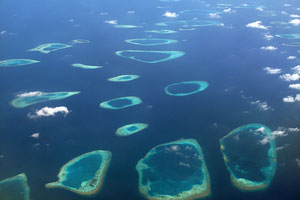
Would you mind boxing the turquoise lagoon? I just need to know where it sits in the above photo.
[165,81,209,96]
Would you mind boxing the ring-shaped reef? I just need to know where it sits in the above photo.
[28,43,72,54]
[155,20,222,27]
[116,123,148,136]
[108,75,140,82]
[72,63,103,69]
[179,9,222,15]
[275,34,300,39]
[136,139,211,200]
[0,173,30,200]
[219,124,277,191]
[11,91,80,108]
[165,81,209,96]
[114,25,142,28]
[100,96,142,109]
[71,39,90,44]
[282,42,300,46]
[46,150,112,197]
[145,30,178,34]
[115,50,185,64]
[125,38,178,46]
[0,59,40,67]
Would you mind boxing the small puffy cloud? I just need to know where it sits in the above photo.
[259,128,288,145]
[264,67,281,74]
[283,94,300,103]
[251,100,272,111]
[292,65,300,73]
[260,46,277,51]
[209,13,221,18]
[179,162,191,168]
[281,11,288,15]
[17,91,43,98]
[289,19,300,26]
[284,4,291,7]
[288,127,300,132]
[280,73,300,81]
[223,8,231,13]
[28,106,70,119]
[127,11,135,14]
[264,34,274,40]
[256,7,264,11]
[0,30,7,35]
[30,133,40,139]
[296,158,300,168]
[246,21,268,30]
[287,56,296,60]
[290,14,300,18]
[163,11,178,18]
[105,20,118,25]
[289,84,300,90]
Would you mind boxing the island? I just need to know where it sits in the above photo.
[115,50,185,63]
[165,81,209,96]
[0,173,30,200]
[108,75,140,82]
[11,91,80,108]
[219,124,277,191]
[28,43,72,54]
[0,59,40,67]
[100,96,142,109]
[116,123,148,136]
[136,139,211,200]
[45,150,112,197]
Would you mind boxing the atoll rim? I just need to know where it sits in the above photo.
[144,30,178,34]
[165,81,209,96]
[71,39,90,44]
[219,124,277,191]
[155,20,223,28]
[282,42,300,47]
[0,59,40,67]
[45,150,112,196]
[115,50,185,63]
[108,75,140,82]
[275,34,300,39]
[0,173,30,200]
[136,139,211,200]
[116,123,148,136]
[28,43,72,54]
[11,91,80,108]
[179,9,222,15]
[125,38,178,46]
[100,96,142,109]
[72,63,102,69]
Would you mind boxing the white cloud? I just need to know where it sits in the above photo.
[163,11,178,18]
[223,8,231,13]
[288,127,300,132]
[289,19,300,26]
[246,21,268,30]
[281,11,288,15]
[284,4,291,7]
[17,91,43,98]
[251,100,272,111]
[264,67,281,74]
[105,20,118,25]
[272,130,288,137]
[296,158,300,168]
[256,7,264,11]
[127,11,135,14]
[280,73,300,81]
[260,46,277,51]
[0,30,7,35]
[290,14,300,18]
[292,65,300,73]
[264,34,274,40]
[209,13,221,18]
[283,94,300,103]
[289,84,300,90]
[30,133,40,138]
[28,106,70,118]
[287,56,296,60]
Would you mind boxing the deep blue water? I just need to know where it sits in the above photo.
[1,0,300,199]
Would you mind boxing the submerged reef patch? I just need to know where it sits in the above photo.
[125,38,178,46]
[165,81,209,96]
[72,63,102,69]
[0,59,40,67]
[11,91,80,108]
[115,50,185,63]
[108,75,140,82]
[144,30,178,34]
[71,39,90,44]
[116,123,148,136]
[275,34,300,39]
[28,43,72,54]
[136,139,211,200]
[100,96,142,109]
[45,150,112,197]
[0,173,30,200]
[219,124,277,191]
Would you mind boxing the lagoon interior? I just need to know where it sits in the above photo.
[1,0,300,200]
